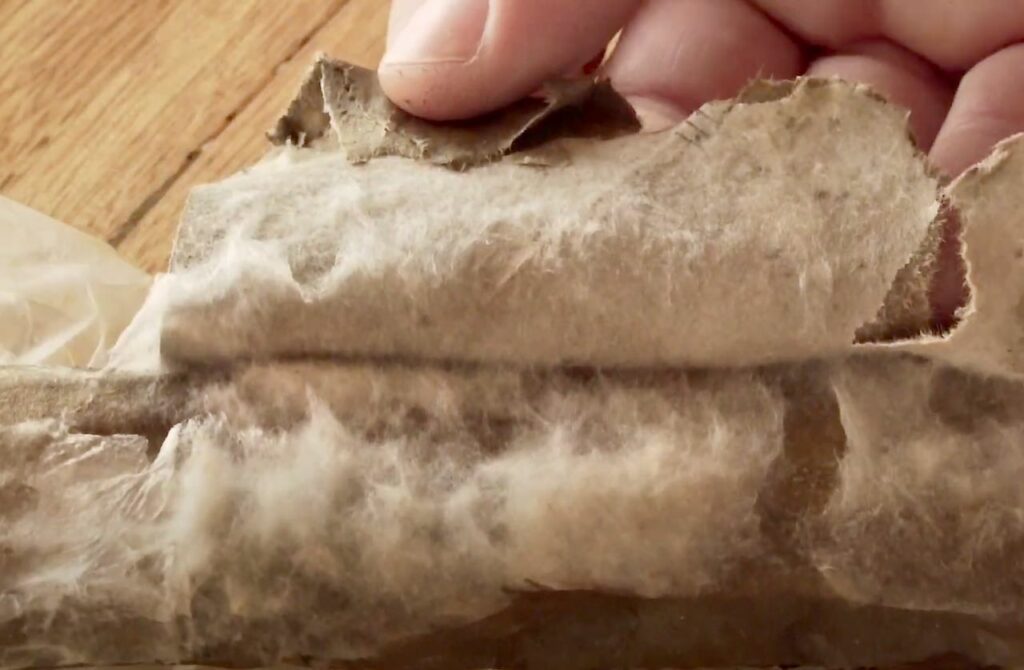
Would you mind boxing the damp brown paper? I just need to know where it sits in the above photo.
[3,55,1024,670]
[164,60,945,368]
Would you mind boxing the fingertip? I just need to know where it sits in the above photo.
[387,0,428,49]
[378,62,484,120]
[626,95,688,133]
[930,208,968,331]
[378,0,493,119]
[880,0,1024,71]
[604,0,804,117]
[752,0,881,48]
[379,0,640,120]
[930,43,1024,176]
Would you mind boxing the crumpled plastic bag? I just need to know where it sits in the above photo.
[0,195,151,368]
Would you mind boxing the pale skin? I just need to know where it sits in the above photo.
[378,0,1024,322]
[378,0,1024,178]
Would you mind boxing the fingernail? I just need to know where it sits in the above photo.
[626,95,688,133]
[382,0,489,66]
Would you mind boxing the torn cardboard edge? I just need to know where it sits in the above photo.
[164,58,992,371]
[268,55,641,168]
[878,137,1024,376]
[251,58,1017,378]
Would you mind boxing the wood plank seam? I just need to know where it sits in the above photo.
[105,0,354,249]
[111,0,391,271]
[107,148,203,248]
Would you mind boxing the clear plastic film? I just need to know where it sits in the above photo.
[0,196,150,368]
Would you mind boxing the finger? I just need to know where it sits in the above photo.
[751,0,881,49]
[602,0,804,131]
[931,208,968,332]
[387,0,427,48]
[880,0,1024,71]
[378,0,642,120]
[930,43,1024,176]
[752,0,1024,72]
[806,40,953,149]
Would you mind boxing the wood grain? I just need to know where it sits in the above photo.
[118,0,390,271]
[0,0,390,272]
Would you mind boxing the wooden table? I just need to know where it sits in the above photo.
[0,0,390,272]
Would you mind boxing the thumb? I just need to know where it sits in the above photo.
[378,0,640,120]
[387,0,428,48]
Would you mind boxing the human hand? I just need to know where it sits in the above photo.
[378,0,1024,176]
